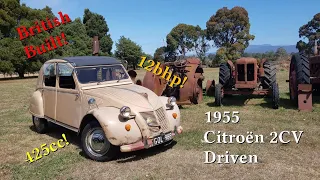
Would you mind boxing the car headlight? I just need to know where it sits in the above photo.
[120,106,131,118]
[167,96,177,106]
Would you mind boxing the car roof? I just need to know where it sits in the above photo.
[60,56,122,67]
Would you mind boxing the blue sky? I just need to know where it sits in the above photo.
[21,0,320,54]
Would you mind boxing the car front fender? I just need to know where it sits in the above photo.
[88,107,143,146]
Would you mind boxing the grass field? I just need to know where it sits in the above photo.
[1,68,320,180]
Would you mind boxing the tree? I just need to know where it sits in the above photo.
[297,13,320,54]
[0,0,21,38]
[0,38,26,77]
[296,40,309,52]
[54,18,92,56]
[193,28,209,63]
[154,46,166,62]
[115,36,143,70]
[275,47,287,59]
[166,23,199,56]
[206,6,255,61]
[214,47,228,65]
[83,9,113,55]
[142,53,153,60]
[0,60,14,77]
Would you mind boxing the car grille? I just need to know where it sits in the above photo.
[155,107,170,132]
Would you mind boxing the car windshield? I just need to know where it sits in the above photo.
[75,65,129,84]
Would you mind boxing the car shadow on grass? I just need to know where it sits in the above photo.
[29,123,81,147]
[114,140,177,163]
[259,97,297,110]
[206,95,252,107]
[259,92,320,109]
[29,123,177,163]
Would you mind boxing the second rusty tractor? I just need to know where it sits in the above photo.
[215,58,279,109]
[288,41,320,111]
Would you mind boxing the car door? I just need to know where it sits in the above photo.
[43,63,57,120]
[55,63,81,128]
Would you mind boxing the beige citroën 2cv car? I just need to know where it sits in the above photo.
[29,56,183,161]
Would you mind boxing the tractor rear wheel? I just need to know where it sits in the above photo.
[262,61,277,89]
[289,52,310,102]
[271,83,279,109]
[215,84,222,106]
[219,63,231,87]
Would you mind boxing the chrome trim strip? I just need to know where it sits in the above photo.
[44,116,78,132]
[81,82,133,90]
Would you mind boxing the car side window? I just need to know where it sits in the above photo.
[58,63,76,89]
[43,63,56,87]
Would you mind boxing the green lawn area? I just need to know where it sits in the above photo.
[0,68,319,180]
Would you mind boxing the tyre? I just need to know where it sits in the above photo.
[215,84,222,106]
[271,83,279,109]
[289,52,310,101]
[219,63,231,87]
[262,61,277,89]
[81,121,118,161]
[32,116,48,134]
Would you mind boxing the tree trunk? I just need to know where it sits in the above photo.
[18,71,25,78]
[133,62,136,70]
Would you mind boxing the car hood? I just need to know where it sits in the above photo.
[83,84,163,111]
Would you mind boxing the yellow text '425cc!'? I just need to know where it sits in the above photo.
[137,57,188,88]
[25,134,69,163]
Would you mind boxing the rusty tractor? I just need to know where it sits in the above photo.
[136,58,207,105]
[215,58,279,109]
[288,41,320,111]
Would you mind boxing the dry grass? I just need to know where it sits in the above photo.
[0,68,320,180]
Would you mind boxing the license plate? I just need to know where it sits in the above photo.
[152,132,172,146]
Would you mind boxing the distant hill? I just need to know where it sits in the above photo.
[245,44,298,53]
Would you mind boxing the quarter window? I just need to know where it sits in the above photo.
[43,63,56,87]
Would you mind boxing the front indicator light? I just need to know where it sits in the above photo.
[172,113,177,119]
[125,124,131,131]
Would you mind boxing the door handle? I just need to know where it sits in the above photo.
[75,94,80,100]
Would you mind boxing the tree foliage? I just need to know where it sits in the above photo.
[275,47,287,58]
[206,6,255,61]
[153,46,166,62]
[115,36,143,70]
[193,28,209,63]
[83,9,113,55]
[166,23,199,56]
[297,13,320,53]
[164,24,209,62]
[0,1,115,78]
[243,51,280,61]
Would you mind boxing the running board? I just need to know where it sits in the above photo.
[44,116,79,132]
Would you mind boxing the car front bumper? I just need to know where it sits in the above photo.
[120,125,183,152]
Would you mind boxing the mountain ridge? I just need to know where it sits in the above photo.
[205,44,298,55]
[245,44,297,53]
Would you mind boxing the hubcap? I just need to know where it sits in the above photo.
[86,128,110,157]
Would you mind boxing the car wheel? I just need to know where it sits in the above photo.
[81,121,118,162]
[32,116,48,134]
